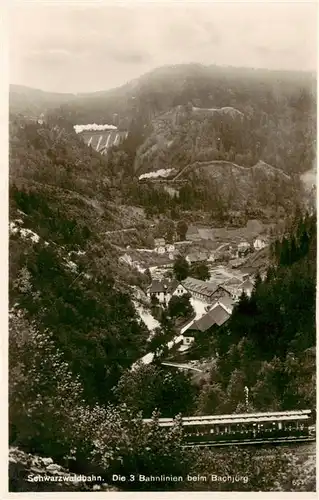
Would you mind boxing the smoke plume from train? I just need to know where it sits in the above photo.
[74,124,118,134]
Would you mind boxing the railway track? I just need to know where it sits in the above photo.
[182,436,315,448]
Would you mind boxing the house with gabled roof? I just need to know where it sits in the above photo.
[147,279,169,304]
[169,279,188,298]
[185,302,231,335]
[237,241,251,257]
[225,277,255,300]
[206,296,236,315]
[154,237,166,254]
[147,279,188,304]
[182,277,217,303]
[166,244,175,253]
[211,284,233,301]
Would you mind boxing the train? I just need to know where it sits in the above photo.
[143,410,315,447]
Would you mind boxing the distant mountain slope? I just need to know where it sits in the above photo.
[11,63,316,179]
[130,76,315,176]
[182,159,296,211]
[134,104,247,174]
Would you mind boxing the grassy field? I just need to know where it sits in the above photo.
[198,219,270,242]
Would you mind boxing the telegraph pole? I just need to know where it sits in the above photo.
[244,386,249,411]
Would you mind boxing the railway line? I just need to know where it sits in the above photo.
[182,436,315,448]
[142,409,316,448]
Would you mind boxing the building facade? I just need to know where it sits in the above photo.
[147,279,188,304]
[253,237,267,250]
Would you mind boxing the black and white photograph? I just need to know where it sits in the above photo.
[7,0,317,494]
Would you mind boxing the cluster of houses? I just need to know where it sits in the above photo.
[220,238,267,259]
[153,232,267,262]
[147,273,255,352]
[186,251,215,265]
[185,225,267,249]
[147,275,254,306]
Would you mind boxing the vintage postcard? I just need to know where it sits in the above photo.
[7,0,317,495]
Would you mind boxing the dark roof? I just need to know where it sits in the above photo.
[186,225,200,235]
[209,304,231,326]
[149,279,184,294]
[212,285,233,297]
[187,305,230,333]
[187,313,217,333]
[149,279,169,293]
[167,279,181,294]
[149,280,164,293]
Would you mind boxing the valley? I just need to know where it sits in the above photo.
[9,61,316,493]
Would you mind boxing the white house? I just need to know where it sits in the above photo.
[147,280,170,304]
[207,252,215,262]
[170,280,188,298]
[178,335,195,352]
[253,237,267,251]
[223,277,254,300]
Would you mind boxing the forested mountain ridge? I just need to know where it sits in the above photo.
[12,63,316,178]
[133,95,315,177]
[11,64,316,223]
[122,160,304,224]
[167,158,299,212]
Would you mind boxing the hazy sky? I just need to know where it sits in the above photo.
[9,1,317,94]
